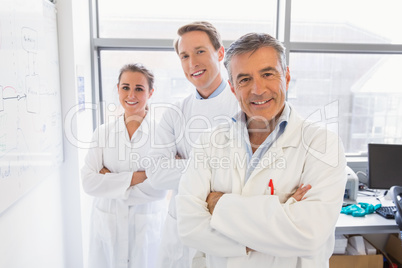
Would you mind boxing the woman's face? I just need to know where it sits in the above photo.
[117,71,153,118]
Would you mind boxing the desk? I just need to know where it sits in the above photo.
[336,213,398,235]
[335,195,399,235]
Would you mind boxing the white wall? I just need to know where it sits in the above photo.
[57,0,93,266]
[0,171,65,268]
[0,0,92,267]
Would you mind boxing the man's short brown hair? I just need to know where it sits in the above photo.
[174,21,223,54]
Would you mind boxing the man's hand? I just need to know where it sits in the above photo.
[292,183,312,201]
[131,171,147,186]
[99,167,111,174]
[206,192,225,214]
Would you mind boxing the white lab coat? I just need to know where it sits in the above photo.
[81,113,167,268]
[145,83,239,268]
[176,105,347,268]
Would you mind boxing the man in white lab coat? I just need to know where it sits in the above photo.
[145,21,239,267]
[176,33,347,268]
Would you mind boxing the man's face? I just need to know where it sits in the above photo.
[229,46,290,124]
[177,31,224,98]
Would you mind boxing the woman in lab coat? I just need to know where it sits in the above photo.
[81,63,167,268]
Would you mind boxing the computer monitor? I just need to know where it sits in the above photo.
[368,143,402,190]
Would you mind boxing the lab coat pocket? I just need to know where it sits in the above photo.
[275,191,293,203]
[93,207,117,245]
[133,212,164,266]
[134,212,162,245]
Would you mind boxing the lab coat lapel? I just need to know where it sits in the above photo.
[225,118,247,194]
[247,143,285,183]
[246,108,302,183]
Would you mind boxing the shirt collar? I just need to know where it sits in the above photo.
[277,102,290,131]
[195,79,226,100]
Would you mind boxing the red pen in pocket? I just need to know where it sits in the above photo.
[268,179,274,195]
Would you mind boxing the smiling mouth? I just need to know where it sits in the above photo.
[192,70,205,77]
[126,101,138,105]
[251,99,270,105]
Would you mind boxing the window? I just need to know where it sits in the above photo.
[91,0,402,154]
[289,53,402,153]
[97,0,277,39]
[291,0,402,44]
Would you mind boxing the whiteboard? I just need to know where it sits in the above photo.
[0,0,63,213]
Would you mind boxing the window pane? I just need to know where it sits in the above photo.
[98,0,277,39]
[289,53,402,154]
[291,0,402,44]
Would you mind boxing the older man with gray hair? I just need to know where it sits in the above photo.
[176,33,346,268]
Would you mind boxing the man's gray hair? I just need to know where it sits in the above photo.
[224,33,287,83]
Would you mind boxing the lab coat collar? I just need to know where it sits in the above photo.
[226,103,302,150]
[115,111,150,136]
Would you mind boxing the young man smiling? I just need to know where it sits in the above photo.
[145,21,239,268]
[176,27,224,99]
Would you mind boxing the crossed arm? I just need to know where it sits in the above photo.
[96,166,165,205]
[206,184,312,253]
[176,127,346,258]
[99,167,147,187]
[206,184,312,215]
